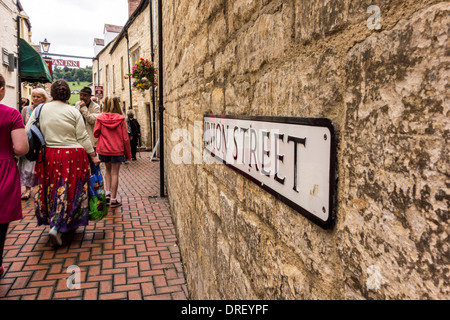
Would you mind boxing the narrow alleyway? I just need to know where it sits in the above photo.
[0,152,189,300]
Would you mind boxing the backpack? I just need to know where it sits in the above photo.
[25,103,46,162]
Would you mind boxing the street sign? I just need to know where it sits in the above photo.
[95,86,104,98]
[52,59,80,68]
[203,114,337,229]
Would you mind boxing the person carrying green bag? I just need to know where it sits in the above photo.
[89,165,108,220]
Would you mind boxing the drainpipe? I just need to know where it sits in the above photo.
[97,58,100,87]
[158,0,165,197]
[17,15,21,110]
[97,58,100,109]
[125,31,133,111]
[149,0,157,150]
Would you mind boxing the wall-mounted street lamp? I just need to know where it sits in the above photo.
[39,38,53,80]
[40,38,50,55]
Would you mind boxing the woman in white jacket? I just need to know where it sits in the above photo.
[18,88,49,200]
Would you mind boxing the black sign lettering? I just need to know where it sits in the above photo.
[249,129,259,172]
[274,133,285,185]
[261,131,271,177]
[287,136,306,193]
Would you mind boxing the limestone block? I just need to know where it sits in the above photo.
[200,0,226,23]
[227,255,259,299]
[225,80,251,115]
[214,40,237,82]
[294,0,349,42]
[236,4,292,75]
[208,12,228,56]
[211,87,225,114]
[228,0,262,33]
[234,207,322,299]
[218,190,236,242]
[341,3,449,299]
[251,48,343,120]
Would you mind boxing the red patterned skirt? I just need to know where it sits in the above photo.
[34,148,91,232]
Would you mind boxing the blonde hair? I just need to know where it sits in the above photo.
[103,96,123,115]
[32,88,50,103]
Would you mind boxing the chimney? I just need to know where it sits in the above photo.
[128,0,140,17]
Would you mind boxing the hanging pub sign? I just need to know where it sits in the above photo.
[43,57,53,79]
[203,115,337,229]
[52,59,80,68]
[95,86,104,99]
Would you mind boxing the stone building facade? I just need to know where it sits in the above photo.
[160,0,449,299]
[0,0,18,108]
[1,0,42,109]
[93,0,159,150]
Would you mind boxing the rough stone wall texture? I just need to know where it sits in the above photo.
[162,0,449,299]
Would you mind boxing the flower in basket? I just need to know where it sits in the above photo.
[125,58,157,93]
[24,81,46,89]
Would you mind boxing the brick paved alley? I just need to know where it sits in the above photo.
[0,152,189,300]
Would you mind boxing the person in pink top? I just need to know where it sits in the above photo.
[94,96,131,208]
[0,74,29,278]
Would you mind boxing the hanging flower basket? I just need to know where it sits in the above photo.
[125,58,157,93]
[23,81,46,89]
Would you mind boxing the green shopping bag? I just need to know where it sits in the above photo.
[88,165,108,220]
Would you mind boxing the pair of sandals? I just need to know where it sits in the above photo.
[21,190,31,200]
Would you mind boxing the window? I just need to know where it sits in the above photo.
[106,65,109,96]
[131,47,140,66]
[2,48,9,66]
[113,65,116,94]
[121,57,124,89]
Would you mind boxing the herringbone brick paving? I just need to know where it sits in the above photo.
[0,152,189,300]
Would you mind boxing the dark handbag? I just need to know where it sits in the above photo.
[25,103,46,162]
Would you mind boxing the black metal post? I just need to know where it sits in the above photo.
[125,32,133,110]
[149,0,157,150]
[94,57,101,111]
[158,0,165,198]
[17,15,21,110]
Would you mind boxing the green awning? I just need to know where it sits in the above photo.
[19,38,52,83]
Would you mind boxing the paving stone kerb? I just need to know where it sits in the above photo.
[0,153,188,300]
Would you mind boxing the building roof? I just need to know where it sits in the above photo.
[109,0,150,55]
[17,0,32,31]
[94,38,105,46]
[31,44,41,53]
[104,24,123,34]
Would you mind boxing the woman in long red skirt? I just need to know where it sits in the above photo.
[25,80,100,246]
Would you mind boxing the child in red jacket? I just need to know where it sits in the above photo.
[94,97,132,208]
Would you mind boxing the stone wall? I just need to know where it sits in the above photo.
[162,0,449,299]
[0,0,19,108]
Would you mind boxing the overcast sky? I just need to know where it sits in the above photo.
[19,0,129,67]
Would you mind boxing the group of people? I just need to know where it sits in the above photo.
[0,75,141,278]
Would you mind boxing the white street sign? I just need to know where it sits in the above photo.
[204,115,337,229]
